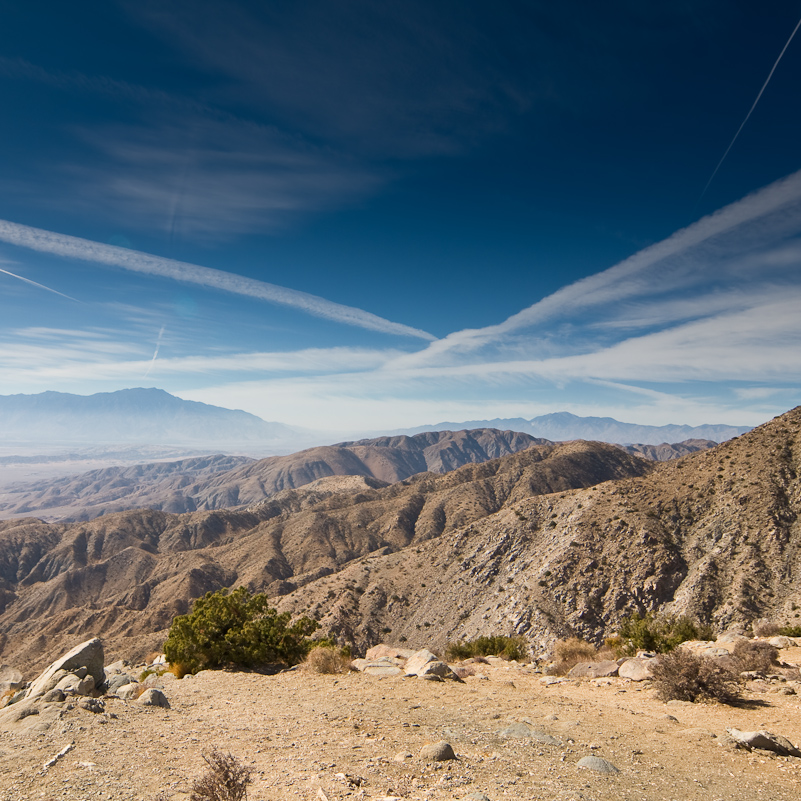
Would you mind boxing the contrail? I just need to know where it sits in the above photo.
[143,325,166,378]
[0,219,435,341]
[699,15,801,201]
[0,266,78,301]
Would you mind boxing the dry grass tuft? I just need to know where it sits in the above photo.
[651,648,740,704]
[190,749,252,801]
[303,645,351,674]
[549,637,598,675]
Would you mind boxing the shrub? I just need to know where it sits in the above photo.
[777,625,801,637]
[190,749,252,801]
[445,635,527,662]
[651,649,740,704]
[163,586,319,674]
[752,620,781,638]
[616,612,714,655]
[304,645,351,674]
[732,640,779,673]
[549,637,598,675]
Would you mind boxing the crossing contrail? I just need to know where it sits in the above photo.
[699,15,801,202]
[143,325,166,378]
[0,266,78,301]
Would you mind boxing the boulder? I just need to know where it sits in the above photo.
[419,741,456,761]
[567,661,619,679]
[577,755,619,773]
[0,666,25,694]
[618,658,653,681]
[138,688,170,708]
[78,698,105,714]
[106,673,137,694]
[365,644,415,660]
[55,673,95,696]
[25,638,104,700]
[417,660,463,682]
[726,728,801,757]
[115,683,142,700]
[768,636,794,649]
[404,649,439,675]
[41,689,66,703]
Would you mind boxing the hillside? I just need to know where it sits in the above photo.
[276,408,801,652]
[0,428,543,521]
[0,440,650,672]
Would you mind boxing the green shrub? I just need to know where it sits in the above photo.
[445,635,527,662]
[777,625,801,637]
[651,649,740,704]
[163,586,319,674]
[616,612,714,656]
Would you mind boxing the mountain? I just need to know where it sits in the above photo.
[398,412,751,445]
[0,440,652,671]
[0,429,545,521]
[0,388,299,447]
[618,438,717,461]
[2,405,798,674]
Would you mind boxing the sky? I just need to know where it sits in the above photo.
[1,0,801,433]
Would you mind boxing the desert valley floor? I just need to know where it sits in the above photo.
[3,646,801,801]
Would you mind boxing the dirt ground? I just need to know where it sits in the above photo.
[3,649,801,801]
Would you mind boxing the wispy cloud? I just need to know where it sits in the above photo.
[0,219,435,340]
[390,168,801,368]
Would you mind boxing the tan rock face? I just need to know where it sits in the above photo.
[25,639,104,700]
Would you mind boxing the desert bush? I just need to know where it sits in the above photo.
[732,640,779,673]
[616,612,714,655]
[445,635,527,662]
[549,637,597,675]
[651,649,740,704]
[777,625,801,637]
[454,665,476,679]
[163,586,319,674]
[190,749,252,801]
[752,620,781,638]
[304,645,351,674]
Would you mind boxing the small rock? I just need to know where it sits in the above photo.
[55,673,95,696]
[393,752,412,762]
[419,741,456,761]
[577,755,620,773]
[465,794,491,801]
[78,698,105,714]
[41,689,66,703]
[138,688,170,708]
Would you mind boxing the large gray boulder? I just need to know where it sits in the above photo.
[567,661,619,679]
[25,638,104,700]
[404,649,439,676]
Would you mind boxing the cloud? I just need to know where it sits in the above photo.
[0,266,78,301]
[0,219,435,340]
[390,168,801,368]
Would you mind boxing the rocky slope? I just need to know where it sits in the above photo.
[0,441,650,672]
[0,428,543,521]
[275,408,801,653]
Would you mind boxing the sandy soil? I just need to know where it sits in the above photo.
[3,649,801,801]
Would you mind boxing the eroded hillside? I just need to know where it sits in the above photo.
[0,440,649,671]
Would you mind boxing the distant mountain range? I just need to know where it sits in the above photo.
[398,411,751,445]
[0,388,299,448]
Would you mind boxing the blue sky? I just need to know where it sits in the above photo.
[1,1,801,432]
